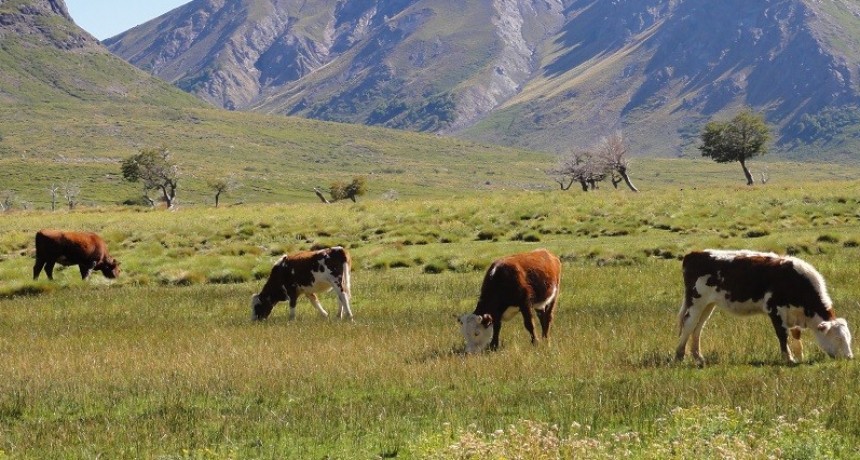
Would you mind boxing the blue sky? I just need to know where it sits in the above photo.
[65,0,191,40]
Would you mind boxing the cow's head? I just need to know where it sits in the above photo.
[250,294,274,321]
[458,313,493,353]
[814,318,853,359]
[99,257,120,279]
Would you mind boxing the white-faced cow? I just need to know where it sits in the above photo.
[34,229,120,280]
[251,246,352,321]
[458,249,561,353]
[676,249,853,364]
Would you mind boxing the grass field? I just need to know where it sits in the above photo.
[2,168,860,459]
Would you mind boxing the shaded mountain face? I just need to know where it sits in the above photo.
[107,0,860,157]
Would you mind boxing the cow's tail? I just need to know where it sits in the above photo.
[677,301,689,336]
[336,247,352,297]
[343,259,352,297]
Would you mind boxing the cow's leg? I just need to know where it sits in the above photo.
[768,312,795,363]
[489,316,503,350]
[334,286,353,320]
[79,263,93,280]
[537,298,557,339]
[676,297,713,363]
[33,258,46,280]
[44,261,56,280]
[306,293,329,318]
[789,327,804,362]
[520,304,539,345]
[688,304,716,364]
[288,295,299,320]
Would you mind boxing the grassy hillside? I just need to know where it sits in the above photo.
[1,175,860,458]
[0,102,555,207]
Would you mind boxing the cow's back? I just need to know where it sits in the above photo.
[36,229,104,261]
[682,249,831,313]
[481,249,560,305]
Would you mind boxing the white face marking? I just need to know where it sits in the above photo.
[814,319,853,359]
[459,314,493,354]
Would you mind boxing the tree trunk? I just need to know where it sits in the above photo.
[313,187,331,204]
[579,179,589,192]
[215,191,221,208]
[739,160,754,186]
[555,178,575,191]
[619,169,639,192]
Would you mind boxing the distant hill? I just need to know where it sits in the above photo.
[0,0,552,208]
[105,0,860,159]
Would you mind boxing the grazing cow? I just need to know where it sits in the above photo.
[33,229,120,280]
[251,246,352,321]
[458,249,561,353]
[676,249,853,364]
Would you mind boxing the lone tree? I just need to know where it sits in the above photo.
[699,109,770,185]
[596,132,639,192]
[316,176,367,203]
[121,147,179,209]
[208,176,239,208]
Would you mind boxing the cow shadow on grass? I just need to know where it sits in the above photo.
[407,344,470,364]
[636,349,831,369]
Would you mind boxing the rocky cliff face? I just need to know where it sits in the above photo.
[105,0,860,157]
[0,0,99,49]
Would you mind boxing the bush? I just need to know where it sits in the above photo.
[207,269,250,284]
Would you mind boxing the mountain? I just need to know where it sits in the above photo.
[0,0,206,107]
[0,0,552,207]
[105,0,860,159]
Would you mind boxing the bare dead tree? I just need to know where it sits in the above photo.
[596,131,639,192]
[0,190,14,212]
[48,184,60,211]
[548,150,607,192]
[63,183,81,210]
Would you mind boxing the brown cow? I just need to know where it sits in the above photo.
[251,246,352,321]
[457,249,562,353]
[33,229,120,280]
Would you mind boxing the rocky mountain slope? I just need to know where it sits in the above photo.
[0,0,205,107]
[104,0,860,158]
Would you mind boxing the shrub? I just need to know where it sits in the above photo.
[423,259,447,274]
[817,234,839,244]
[207,269,250,284]
[476,230,497,241]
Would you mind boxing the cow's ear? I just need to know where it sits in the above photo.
[818,321,833,333]
[480,314,493,328]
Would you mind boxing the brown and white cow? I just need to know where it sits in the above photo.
[676,249,853,364]
[33,229,120,280]
[457,249,561,353]
[251,246,352,321]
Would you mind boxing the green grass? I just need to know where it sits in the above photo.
[2,176,860,458]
